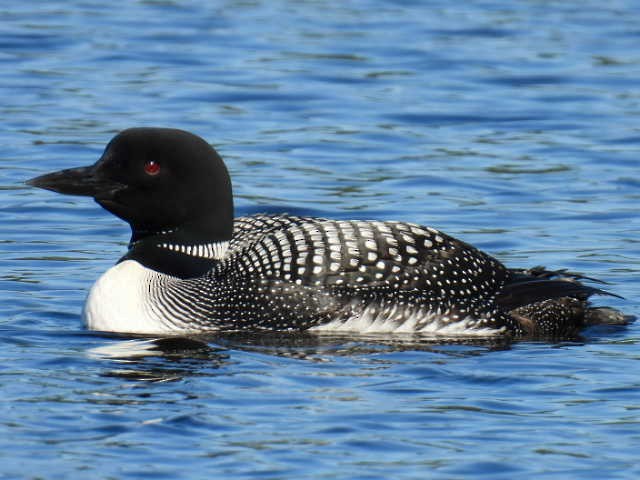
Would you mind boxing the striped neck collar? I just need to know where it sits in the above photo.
[124,227,232,278]
[156,240,229,260]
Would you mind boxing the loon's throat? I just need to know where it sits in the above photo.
[131,223,231,258]
[124,228,230,279]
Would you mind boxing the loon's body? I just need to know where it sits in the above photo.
[28,128,628,338]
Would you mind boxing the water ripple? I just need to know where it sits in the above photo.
[1,1,639,479]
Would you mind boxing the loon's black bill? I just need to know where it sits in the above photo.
[26,165,120,198]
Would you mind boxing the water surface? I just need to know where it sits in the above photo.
[1,1,639,478]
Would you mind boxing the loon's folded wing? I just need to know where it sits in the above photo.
[497,273,620,311]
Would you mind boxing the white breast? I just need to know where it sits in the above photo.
[83,260,178,334]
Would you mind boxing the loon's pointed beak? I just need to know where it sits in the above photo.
[26,165,123,199]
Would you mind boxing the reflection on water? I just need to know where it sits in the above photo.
[89,332,513,382]
[89,336,229,382]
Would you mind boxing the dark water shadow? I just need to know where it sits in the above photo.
[87,321,632,383]
[87,331,512,382]
[88,334,230,383]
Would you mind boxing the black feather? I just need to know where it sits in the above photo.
[509,266,608,284]
[497,278,620,311]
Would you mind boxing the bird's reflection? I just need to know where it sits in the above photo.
[90,335,229,382]
[89,331,514,382]
[87,320,636,383]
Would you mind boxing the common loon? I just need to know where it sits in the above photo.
[27,128,628,337]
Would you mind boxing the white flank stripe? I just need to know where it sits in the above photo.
[310,304,504,336]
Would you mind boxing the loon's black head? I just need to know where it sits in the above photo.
[27,128,234,277]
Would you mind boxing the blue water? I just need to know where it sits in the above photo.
[2,1,640,478]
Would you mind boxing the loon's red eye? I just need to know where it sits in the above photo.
[144,160,161,176]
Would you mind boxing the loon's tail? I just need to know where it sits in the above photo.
[497,266,634,337]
